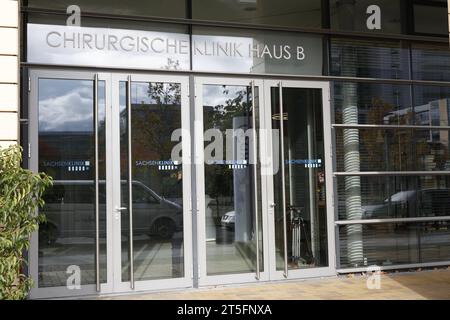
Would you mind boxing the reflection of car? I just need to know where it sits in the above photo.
[221,211,235,229]
[362,189,450,219]
[39,180,183,245]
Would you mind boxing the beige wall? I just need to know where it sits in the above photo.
[0,0,19,149]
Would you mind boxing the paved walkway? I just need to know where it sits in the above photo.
[103,268,450,300]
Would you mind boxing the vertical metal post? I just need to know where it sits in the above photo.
[251,81,260,280]
[127,76,135,289]
[94,74,100,292]
[279,82,289,278]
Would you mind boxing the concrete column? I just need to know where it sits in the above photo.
[0,0,19,149]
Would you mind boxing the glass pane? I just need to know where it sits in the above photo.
[192,26,323,76]
[411,45,450,82]
[413,4,448,36]
[192,0,322,29]
[38,78,106,287]
[27,13,189,33]
[27,0,187,19]
[330,38,409,79]
[271,87,328,271]
[121,81,184,282]
[334,82,412,125]
[337,175,450,220]
[330,0,402,34]
[414,85,450,126]
[202,84,262,275]
[335,128,450,172]
[339,221,450,268]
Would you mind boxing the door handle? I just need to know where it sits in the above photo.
[115,206,127,212]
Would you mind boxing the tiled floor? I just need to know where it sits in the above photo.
[103,268,450,300]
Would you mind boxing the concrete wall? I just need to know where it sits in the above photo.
[0,0,19,149]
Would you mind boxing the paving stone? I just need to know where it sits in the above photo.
[103,270,450,300]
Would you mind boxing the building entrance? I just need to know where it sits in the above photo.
[28,70,334,298]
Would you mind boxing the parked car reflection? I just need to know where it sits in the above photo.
[220,211,235,229]
[362,188,450,219]
[39,180,183,245]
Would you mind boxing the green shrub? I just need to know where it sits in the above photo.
[0,145,52,300]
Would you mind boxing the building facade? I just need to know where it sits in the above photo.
[1,0,450,299]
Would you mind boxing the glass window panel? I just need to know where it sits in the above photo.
[38,78,106,287]
[271,87,329,271]
[334,82,412,125]
[337,175,450,220]
[411,45,450,82]
[192,0,322,29]
[27,13,189,33]
[330,38,409,79]
[330,0,402,34]
[413,4,448,36]
[339,221,450,268]
[120,81,185,282]
[27,0,187,19]
[202,84,262,276]
[413,86,450,127]
[335,128,450,172]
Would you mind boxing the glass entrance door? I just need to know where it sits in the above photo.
[264,80,335,280]
[195,77,267,285]
[29,70,112,298]
[111,74,192,292]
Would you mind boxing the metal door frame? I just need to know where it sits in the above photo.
[110,73,193,293]
[194,76,270,286]
[263,79,336,281]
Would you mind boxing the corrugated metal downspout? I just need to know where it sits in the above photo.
[337,0,364,266]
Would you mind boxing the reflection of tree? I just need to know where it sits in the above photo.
[131,83,181,161]
[204,86,251,219]
[359,97,449,172]
[360,98,412,171]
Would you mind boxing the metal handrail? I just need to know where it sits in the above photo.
[279,82,288,278]
[251,80,260,280]
[94,74,100,292]
[127,75,135,289]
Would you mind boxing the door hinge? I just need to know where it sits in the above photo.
[28,143,31,159]
[28,77,31,93]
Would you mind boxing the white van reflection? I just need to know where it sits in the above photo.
[39,180,183,245]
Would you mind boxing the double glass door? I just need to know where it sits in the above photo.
[29,70,334,299]
[29,71,192,298]
[195,78,335,284]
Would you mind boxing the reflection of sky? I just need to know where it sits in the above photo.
[203,85,247,108]
[131,83,151,105]
[39,79,97,132]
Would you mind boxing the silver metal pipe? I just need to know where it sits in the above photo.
[333,124,450,130]
[127,76,135,289]
[279,82,288,278]
[94,74,100,292]
[251,81,260,280]
[334,171,450,176]
[335,216,450,225]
